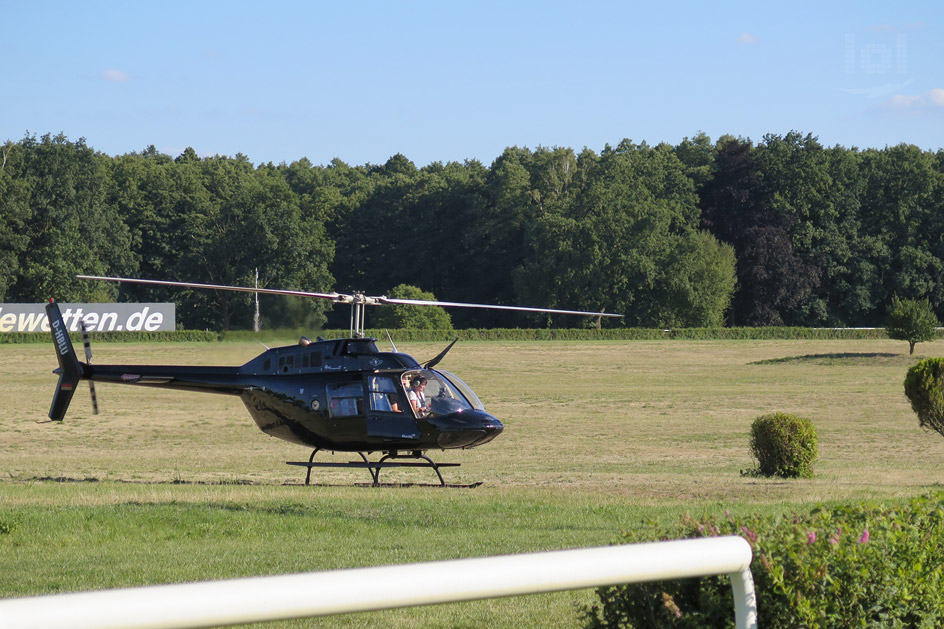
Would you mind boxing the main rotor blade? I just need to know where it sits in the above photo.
[378,297,623,318]
[76,275,344,302]
[76,275,623,318]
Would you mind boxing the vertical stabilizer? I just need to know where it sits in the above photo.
[46,300,82,421]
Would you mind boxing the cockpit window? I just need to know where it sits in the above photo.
[435,370,485,410]
[402,369,474,418]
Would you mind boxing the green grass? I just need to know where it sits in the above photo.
[3,337,944,626]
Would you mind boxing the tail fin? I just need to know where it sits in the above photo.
[46,300,82,421]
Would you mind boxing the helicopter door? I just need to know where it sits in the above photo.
[326,381,367,441]
[366,374,420,440]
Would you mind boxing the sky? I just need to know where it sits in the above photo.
[2,1,943,168]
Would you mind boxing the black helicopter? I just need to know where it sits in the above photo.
[47,275,621,485]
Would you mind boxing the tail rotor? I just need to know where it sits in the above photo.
[80,321,99,415]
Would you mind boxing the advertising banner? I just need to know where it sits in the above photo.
[0,303,176,333]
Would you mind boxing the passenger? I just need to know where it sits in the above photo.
[408,376,430,416]
[372,392,401,413]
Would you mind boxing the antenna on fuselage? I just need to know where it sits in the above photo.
[253,267,260,333]
[385,330,398,353]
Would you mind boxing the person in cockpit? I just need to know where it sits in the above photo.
[408,375,430,417]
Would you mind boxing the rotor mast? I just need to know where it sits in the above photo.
[344,293,378,338]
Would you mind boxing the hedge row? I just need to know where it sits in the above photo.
[337,327,916,341]
[1,330,219,344]
[3,326,917,345]
[584,492,944,628]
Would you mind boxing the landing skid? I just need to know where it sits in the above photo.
[287,449,460,487]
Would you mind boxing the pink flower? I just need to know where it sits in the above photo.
[829,527,842,546]
[858,529,870,544]
[828,537,838,546]
[740,526,758,544]
[807,531,816,545]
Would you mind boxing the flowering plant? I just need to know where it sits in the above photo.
[584,493,944,628]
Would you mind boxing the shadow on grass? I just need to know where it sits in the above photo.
[14,476,482,489]
[18,475,255,486]
[751,352,915,366]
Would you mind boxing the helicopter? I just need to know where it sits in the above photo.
[46,275,622,486]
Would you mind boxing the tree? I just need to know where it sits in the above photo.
[6,133,133,303]
[107,153,336,331]
[321,156,489,328]
[174,155,334,330]
[698,137,820,325]
[655,230,737,328]
[513,141,736,327]
[109,147,185,282]
[860,145,944,320]
[755,132,841,326]
[674,131,716,190]
[0,140,29,300]
[462,147,541,326]
[370,284,453,329]
[886,296,940,354]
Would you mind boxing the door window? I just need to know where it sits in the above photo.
[368,375,402,413]
[327,382,364,417]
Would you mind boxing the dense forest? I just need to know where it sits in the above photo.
[1,132,942,331]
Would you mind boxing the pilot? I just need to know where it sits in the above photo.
[408,376,430,416]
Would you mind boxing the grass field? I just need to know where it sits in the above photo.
[2,336,944,627]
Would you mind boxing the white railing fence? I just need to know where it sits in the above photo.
[0,536,756,629]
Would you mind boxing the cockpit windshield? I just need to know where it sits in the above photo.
[434,369,485,410]
[401,369,476,418]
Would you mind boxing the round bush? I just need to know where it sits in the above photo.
[750,412,818,478]
[904,357,944,438]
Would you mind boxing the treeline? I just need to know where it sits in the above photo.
[1,131,942,330]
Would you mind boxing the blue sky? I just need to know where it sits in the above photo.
[2,1,942,167]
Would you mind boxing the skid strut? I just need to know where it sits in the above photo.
[287,449,459,487]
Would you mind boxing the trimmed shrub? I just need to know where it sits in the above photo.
[904,357,944,438]
[583,493,944,628]
[748,413,817,478]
